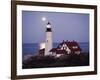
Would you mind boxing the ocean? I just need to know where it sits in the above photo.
[22,42,89,56]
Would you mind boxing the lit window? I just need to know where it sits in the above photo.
[73,46,78,49]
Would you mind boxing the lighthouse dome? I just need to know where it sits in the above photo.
[46,22,51,28]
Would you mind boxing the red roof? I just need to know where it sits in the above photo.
[58,40,82,52]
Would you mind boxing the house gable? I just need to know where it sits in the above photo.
[57,40,81,54]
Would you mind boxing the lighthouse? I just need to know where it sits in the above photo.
[45,21,53,56]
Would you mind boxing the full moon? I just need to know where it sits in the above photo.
[42,17,46,21]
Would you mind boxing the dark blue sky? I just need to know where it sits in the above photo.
[22,11,89,43]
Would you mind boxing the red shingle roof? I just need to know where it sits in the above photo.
[58,40,82,52]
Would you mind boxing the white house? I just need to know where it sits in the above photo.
[50,40,82,57]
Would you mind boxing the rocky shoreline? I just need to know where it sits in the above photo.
[22,52,89,69]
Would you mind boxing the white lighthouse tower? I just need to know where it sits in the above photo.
[45,21,53,56]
